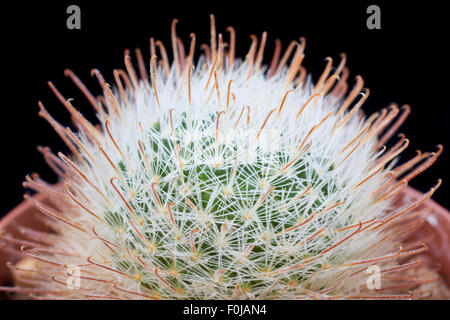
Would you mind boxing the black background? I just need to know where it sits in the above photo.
[0,300,446,318]
[0,0,449,217]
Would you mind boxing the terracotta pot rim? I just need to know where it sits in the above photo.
[0,192,48,231]
[403,186,449,221]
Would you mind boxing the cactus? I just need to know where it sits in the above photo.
[0,15,445,299]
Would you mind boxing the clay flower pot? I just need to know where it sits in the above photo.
[396,187,450,286]
[0,191,54,289]
[1,186,449,298]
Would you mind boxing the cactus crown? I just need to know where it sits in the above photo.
[1,15,443,299]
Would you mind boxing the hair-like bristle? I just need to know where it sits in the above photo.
[0,15,444,300]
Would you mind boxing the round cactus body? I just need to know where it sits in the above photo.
[1,16,444,300]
